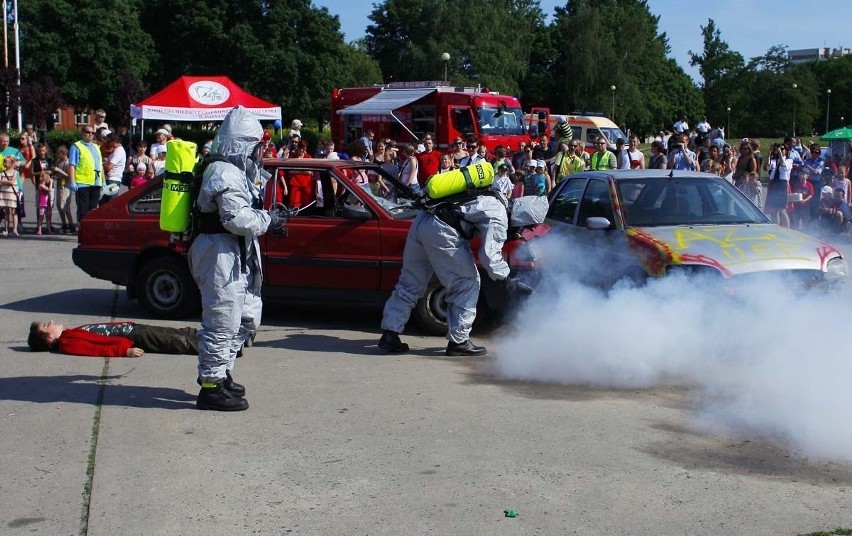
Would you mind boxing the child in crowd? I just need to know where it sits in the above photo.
[789,173,814,229]
[492,163,513,198]
[511,171,525,200]
[740,171,762,208]
[130,163,148,189]
[35,171,53,235]
[126,140,152,177]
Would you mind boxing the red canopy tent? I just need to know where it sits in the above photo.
[130,76,281,122]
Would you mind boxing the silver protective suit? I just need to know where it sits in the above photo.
[381,194,510,343]
[188,106,272,382]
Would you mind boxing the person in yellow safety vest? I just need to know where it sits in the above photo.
[590,136,616,170]
[553,141,586,184]
[67,125,104,222]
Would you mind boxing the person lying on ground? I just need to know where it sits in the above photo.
[28,319,199,358]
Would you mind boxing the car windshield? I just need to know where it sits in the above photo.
[477,106,525,135]
[599,126,627,145]
[346,165,420,219]
[618,176,770,227]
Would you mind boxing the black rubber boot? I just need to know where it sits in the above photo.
[223,371,245,397]
[446,340,487,357]
[378,330,409,353]
[196,371,245,397]
[196,383,249,411]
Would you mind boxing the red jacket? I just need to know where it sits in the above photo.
[57,328,135,357]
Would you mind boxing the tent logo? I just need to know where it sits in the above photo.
[189,81,230,106]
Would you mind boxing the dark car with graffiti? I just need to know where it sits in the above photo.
[537,170,847,288]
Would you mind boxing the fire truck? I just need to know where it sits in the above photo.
[331,81,531,153]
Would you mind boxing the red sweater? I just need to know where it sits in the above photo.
[57,328,135,357]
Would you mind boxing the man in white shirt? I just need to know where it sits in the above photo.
[615,138,630,169]
[101,133,126,204]
[696,116,711,135]
[673,116,689,135]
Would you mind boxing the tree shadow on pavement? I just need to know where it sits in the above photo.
[0,374,196,410]
[1,289,119,316]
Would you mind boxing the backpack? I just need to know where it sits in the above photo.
[185,155,230,245]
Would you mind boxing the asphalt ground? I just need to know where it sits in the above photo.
[1,182,851,535]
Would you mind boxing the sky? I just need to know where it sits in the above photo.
[313,0,852,82]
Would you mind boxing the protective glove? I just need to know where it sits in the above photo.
[68,180,78,192]
[500,276,534,297]
[267,206,299,231]
[267,209,284,231]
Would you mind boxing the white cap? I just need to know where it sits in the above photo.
[135,163,147,172]
[536,160,545,168]
[822,185,834,195]
[291,119,303,129]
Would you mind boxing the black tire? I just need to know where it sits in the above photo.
[413,279,448,336]
[135,256,201,319]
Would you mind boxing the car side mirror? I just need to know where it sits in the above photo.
[341,204,372,220]
[586,216,612,230]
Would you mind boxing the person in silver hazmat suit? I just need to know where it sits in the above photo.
[189,106,282,411]
[378,190,512,356]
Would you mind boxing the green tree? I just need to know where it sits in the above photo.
[688,19,744,89]
[258,0,379,126]
[19,0,153,119]
[138,0,265,94]
[20,78,64,130]
[365,0,542,94]
[807,55,852,134]
[738,45,818,138]
[688,19,746,132]
[548,0,699,135]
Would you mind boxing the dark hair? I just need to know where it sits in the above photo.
[27,322,54,352]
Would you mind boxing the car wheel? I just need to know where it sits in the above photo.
[413,280,448,336]
[135,256,200,319]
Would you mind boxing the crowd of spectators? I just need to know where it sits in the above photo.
[271,125,852,239]
[5,111,851,240]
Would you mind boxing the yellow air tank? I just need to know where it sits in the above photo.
[159,139,199,233]
[426,161,494,199]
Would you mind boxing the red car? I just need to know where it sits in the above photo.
[72,158,540,334]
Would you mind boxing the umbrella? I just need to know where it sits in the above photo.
[820,127,852,141]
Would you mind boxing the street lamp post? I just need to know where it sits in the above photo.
[610,85,616,120]
[826,89,832,133]
[792,83,798,137]
[441,52,450,83]
[726,107,731,140]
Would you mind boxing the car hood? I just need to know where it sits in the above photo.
[627,224,842,277]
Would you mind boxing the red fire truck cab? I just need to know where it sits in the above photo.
[331,81,532,154]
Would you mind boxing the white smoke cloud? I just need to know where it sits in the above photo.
[495,233,852,460]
